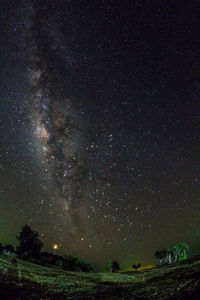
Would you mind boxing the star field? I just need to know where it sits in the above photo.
[0,0,200,269]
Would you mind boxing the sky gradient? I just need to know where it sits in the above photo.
[1,0,200,269]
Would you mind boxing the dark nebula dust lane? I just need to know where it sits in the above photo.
[0,0,200,268]
[27,2,90,225]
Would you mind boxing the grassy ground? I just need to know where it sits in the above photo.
[0,253,200,299]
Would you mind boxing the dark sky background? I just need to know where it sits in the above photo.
[1,0,200,269]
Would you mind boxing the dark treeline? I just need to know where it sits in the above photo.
[0,225,93,273]
[0,225,190,272]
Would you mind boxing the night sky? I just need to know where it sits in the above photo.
[1,0,200,269]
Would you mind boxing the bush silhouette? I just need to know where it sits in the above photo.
[132,263,141,271]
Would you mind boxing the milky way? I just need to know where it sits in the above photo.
[27,2,89,227]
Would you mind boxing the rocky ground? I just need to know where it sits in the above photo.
[0,254,200,299]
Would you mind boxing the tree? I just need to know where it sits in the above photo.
[154,249,168,266]
[132,263,141,271]
[106,260,120,272]
[179,242,189,260]
[74,258,93,272]
[170,249,176,263]
[106,260,113,273]
[173,245,179,262]
[173,242,189,262]
[155,242,189,266]
[16,225,43,260]
[112,261,120,272]
[162,249,175,264]
[62,255,77,271]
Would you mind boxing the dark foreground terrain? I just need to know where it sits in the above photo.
[0,254,200,299]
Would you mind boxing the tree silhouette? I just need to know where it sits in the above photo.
[132,263,141,271]
[155,243,189,266]
[62,255,77,271]
[16,225,43,260]
[112,261,120,272]
[74,258,93,272]
[179,242,189,259]
[106,260,113,272]
[154,249,167,266]
[173,242,189,261]
[106,260,120,272]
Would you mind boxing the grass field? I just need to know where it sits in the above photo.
[0,253,200,299]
